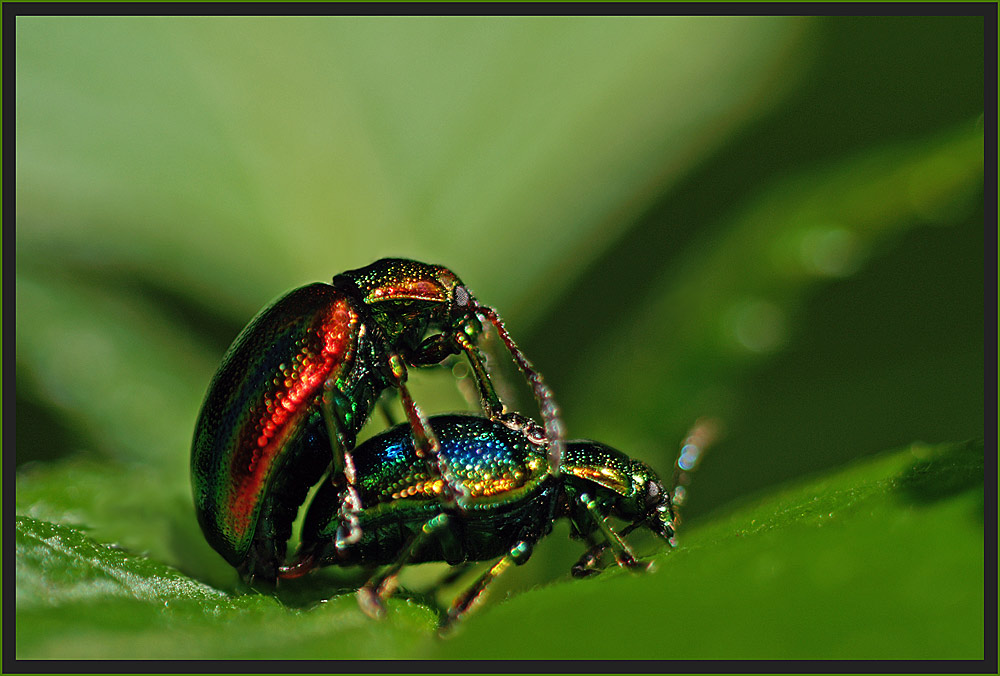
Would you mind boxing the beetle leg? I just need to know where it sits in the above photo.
[408,331,504,419]
[319,388,364,548]
[576,492,646,571]
[570,518,651,577]
[570,534,609,578]
[408,332,462,367]
[277,551,317,580]
[473,305,565,476]
[452,331,505,419]
[387,353,467,509]
[440,540,534,633]
[357,513,453,619]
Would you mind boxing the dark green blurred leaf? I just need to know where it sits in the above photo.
[15,275,217,471]
[560,120,984,456]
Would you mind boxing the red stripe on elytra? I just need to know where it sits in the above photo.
[226,298,356,539]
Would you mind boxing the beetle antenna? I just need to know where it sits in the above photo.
[669,417,721,530]
[474,304,566,475]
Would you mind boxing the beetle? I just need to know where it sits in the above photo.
[191,259,564,583]
[277,412,691,629]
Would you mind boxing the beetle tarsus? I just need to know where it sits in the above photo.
[277,553,316,580]
[356,584,387,619]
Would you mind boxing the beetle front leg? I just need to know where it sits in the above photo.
[409,332,505,420]
[386,353,466,508]
[451,331,505,420]
[473,305,565,475]
[573,492,646,572]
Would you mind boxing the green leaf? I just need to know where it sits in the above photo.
[15,458,228,587]
[15,440,983,659]
[15,516,436,659]
[16,515,229,609]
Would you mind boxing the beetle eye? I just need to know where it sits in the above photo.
[454,285,470,307]
[644,481,663,508]
[526,425,547,445]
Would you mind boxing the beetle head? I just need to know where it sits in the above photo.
[335,258,480,349]
[562,440,676,544]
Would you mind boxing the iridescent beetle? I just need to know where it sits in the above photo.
[278,412,708,629]
[191,259,564,582]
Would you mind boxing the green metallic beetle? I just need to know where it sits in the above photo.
[278,413,698,629]
[191,259,564,583]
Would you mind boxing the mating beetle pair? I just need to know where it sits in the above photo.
[191,258,691,627]
[191,259,563,583]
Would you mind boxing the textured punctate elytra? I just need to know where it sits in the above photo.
[279,413,682,629]
[191,259,564,583]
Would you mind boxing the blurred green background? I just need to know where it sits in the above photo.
[15,15,985,659]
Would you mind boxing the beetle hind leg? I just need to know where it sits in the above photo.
[356,513,457,619]
[439,539,534,633]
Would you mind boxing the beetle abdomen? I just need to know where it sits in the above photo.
[298,415,554,567]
